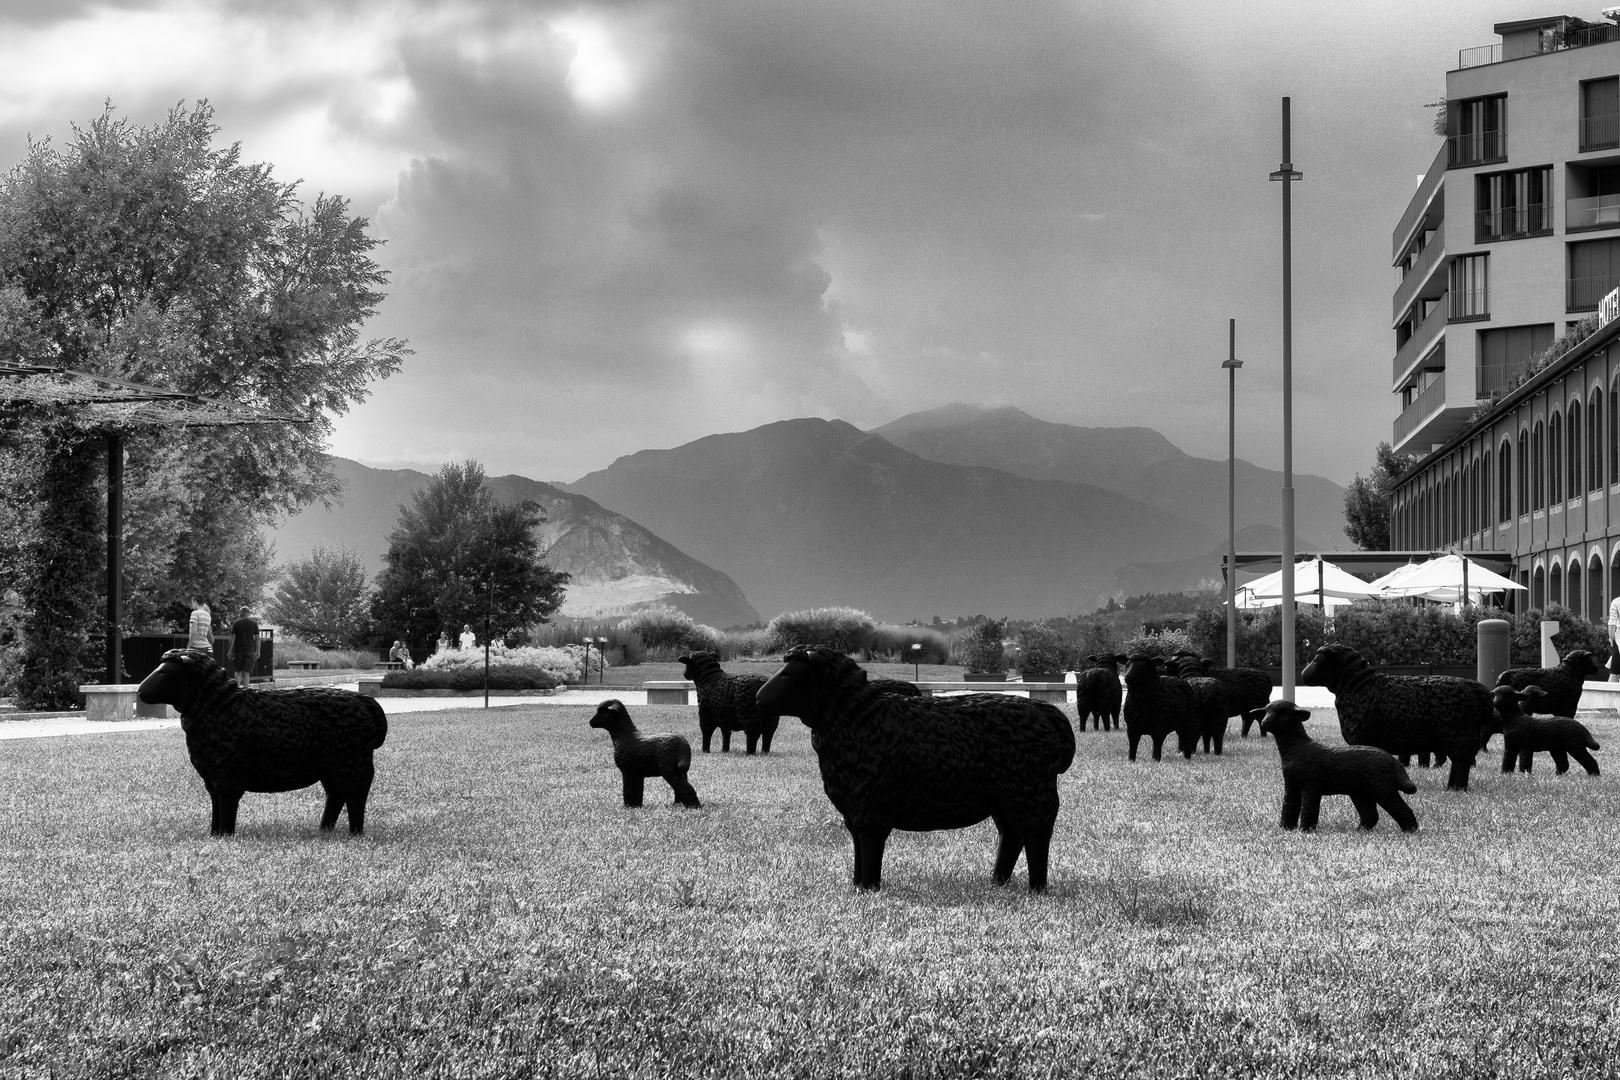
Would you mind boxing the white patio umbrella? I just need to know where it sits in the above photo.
[1243,557,1383,608]
[1374,552,1525,604]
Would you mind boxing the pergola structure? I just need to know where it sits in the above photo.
[0,362,308,684]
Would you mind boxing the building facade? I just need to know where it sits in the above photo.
[1392,14,1620,618]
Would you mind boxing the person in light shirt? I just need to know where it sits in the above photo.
[459,624,477,650]
[1608,594,1620,682]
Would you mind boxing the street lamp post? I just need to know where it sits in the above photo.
[581,638,592,685]
[596,637,607,683]
[911,642,922,681]
[1269,96,1303,698]
[1222,319,1243,670]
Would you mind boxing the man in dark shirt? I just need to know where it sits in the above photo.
[230,606,260,688]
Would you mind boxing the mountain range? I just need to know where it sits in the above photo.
[266,404,1349,623]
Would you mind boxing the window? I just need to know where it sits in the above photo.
[1452,254,1489,323]
[1612,377,1620,483]
[1567,163,1620,230]
[1449,94,1507,167]
[1582,77,1620,153]
[1591,391,1604,492]
[1488,446,1499,524]
[1477,167,1553,241]
[1478,323,1553,396]
[1568,238,1620,310]
[1570,405,1582,496]
[1534,421,1546,509]
[1518,428,1529,512]
[1549,412,1562,504]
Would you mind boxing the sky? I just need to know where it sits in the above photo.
[0,0,1571,486]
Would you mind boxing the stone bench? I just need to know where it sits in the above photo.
[285,660,321,671]
[77,684,177,721]
[645,680,696,705]
[642,679,1073,706]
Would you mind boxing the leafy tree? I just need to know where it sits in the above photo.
[0,102,407,705]
[370,461,569,650]
[1343,442,1419,551]
[266,545,373,649]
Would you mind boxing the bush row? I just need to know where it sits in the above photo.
[381,664,559,691]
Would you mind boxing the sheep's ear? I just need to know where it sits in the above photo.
[1114,654,1128,664]
[1291,706,1311,722]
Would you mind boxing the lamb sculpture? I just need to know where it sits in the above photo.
[1491,686,1602,776]
[678,651,776,754]
[755,645,1075,891]
[590,699,702,807]
[1259,700,1419,832]
[137,649,387,836]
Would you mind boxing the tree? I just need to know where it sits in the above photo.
[1343,442,1420,550]
[0,102,408,706]
[266,545,372,649]
[370,461,569,650]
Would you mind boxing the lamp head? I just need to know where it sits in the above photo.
[1222,358,1243,370]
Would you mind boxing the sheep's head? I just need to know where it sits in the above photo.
[677,651,719,682]
[1492,684,1546,719]
[1086,654,1127,672]
[590,699,632,731]
[1563,650,1603,680]
[756,645,851,729]
[136,649,220,710]
[1121,654,1165,688]
[1299,643,1363,691]
[1258,699,1311,738]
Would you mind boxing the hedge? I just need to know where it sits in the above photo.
[382,664,559,691]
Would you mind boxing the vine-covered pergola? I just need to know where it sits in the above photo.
[0,363,308,685]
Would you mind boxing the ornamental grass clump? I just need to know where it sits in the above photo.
[616,606,722,657]
[766,607,876,654]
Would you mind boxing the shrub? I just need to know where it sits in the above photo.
[528,623,646,667]
[422,643,584,684]
[869,624,951,665]
[1186,607,1326,668]
[1015,624,1068,673]
[382,664,558,691]
[955,618,1007,673]
[766,607,876,654]
[616,606,722,654]
[272,635,378,671]
[716,627,773,659]
[1120,628,1194,660]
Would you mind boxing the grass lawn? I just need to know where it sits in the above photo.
[4,699,1620,1077]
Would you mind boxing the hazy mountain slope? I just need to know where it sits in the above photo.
[565,417,1216,621]
[265,458,761,627]
[870,404,1348,550]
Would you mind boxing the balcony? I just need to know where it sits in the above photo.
[1393,143,1447,262]
[1393,300,1446,387]
[1569,193,1620,230]
[1448,128,1507,169]
[1460,22,1620,68]
[1476,202,1552,242]
[1393,235,1446,322]
[1394,373,1448,450]
[1581,113,1620,153]
[1568,272,1620,310]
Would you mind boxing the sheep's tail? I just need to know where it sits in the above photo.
[363,697,388,748]
[1588,735,1602,751]
[1042,702,1076,774]
[1394,759,1417,794]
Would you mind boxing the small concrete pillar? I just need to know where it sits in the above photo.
[1477,619,1510,688]
[1540,620,1560,669]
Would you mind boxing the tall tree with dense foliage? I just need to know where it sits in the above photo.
[1343,442,1420,551]
[0,102,407,706]
[266,545,373,649]
[371,461,569,650]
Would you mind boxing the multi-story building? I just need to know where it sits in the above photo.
[1390,14,1620,617]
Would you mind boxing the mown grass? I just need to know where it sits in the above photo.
[4,702,1620,1077]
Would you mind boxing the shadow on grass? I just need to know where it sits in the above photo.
[1074,855,1218,929]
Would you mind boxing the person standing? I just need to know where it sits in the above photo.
[1608,593,1620,682]
[434,632,449,655]
[187,596,212,652]
[459,624,476,650]
[230,606,260,688]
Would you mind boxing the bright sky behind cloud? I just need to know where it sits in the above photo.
[0,0,1564,485]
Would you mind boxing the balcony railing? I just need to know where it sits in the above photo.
[1451,284,1489,320]
[1394,300,1446,385]
[1393,235,1446,321]
[1581,113,1620,152]
[1569,193,1620,229]
[1476,202,1552,241]
[1569,272,1620,310]
[1459,43,1501,68]
[1460,22,1620,68]
[1395,373,1447,447]
[1448,128,1506,168]
[1393,143,1448,261]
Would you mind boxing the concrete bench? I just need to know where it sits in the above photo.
[78,684,177,721]
[376,661,406,671]
[285,660,321,671]
[645,680,696,705]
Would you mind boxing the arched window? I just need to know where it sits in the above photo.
[1499,441,1512,523]
[1570,406,1582,496]
[1533,565,1547,609]
[1611,378,1619,484]
[1550,562,1564,610]
[1590,554,1605,624]
[1485,448,1494,527]
[1445,475,1455,543]
[1518,429,1529,512]
[1590,391,1603,493]
[1548,413,1561,505]
[1570,560,1584,619]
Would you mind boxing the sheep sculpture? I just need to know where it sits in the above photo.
[136,649,387,836]
[754,645,1075,892]
[678,651,777,754]
[1299,643,1490,792]
[1259,700,1419,832]
[1075,654,1126,732]
[1165,655,1235,754]
[1491,686,1602,776]
[1489,650,1606,748]
[1121,654,1204,762]
[870,678,923,698]
[589,699,702,807]
[1171,652,1274,738]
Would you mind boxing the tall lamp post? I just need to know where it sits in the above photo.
[595,637,607,683]
[1222,319,1242,669]
[911,642,922,681]
[1269,97,1303,698]
[581,637,592,685]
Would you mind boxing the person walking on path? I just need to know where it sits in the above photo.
[187,597,212,652]
[459,624,476,650]
[230,606,260,688]
[1608,594,1620,682]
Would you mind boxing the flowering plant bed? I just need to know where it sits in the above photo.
[381,665,559,691]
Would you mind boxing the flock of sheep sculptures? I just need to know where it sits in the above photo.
[133,642,1609,892]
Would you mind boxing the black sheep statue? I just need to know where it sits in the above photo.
[870,677,923,697]
[1300,643,1490,792]
[1075,654,1125,732]
[137,649,387,836]
[1492,686,1602,776]
[1489,650,1606,748]
[1121,654,1202,761]
[755,645,1075,892]
[679,651,776,754]
[590,699,702,807]
[1259,700,1419,832]
[1171,651,1274,737]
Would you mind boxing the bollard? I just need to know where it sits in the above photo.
[1540,620,1560,669]
[1477,619,1510,688]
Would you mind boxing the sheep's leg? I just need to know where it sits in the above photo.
[345,771,374,835]
[622,773,645,808]
[1350,794,1379,830]
[1398,754,1412,767]
[745,729,759,755]
[1280,782,1301,830]
[1298,790,1323,832]
[210,787,243,837]
[1552,750,1571,775]
[1127,732,1141,761]
[851,826,890,890]
[1150,734,1165,762]
[668,771,702,808]
[1501,745,1516,773]
[1379,793,1420,833]
[1444,758,1473,792]
[720,728,732,753]
[991,814,1023,886]
[700,724,714,754]
[1571,748,1601,776]
[319,781,344,831]
[760,723,775,754]
[1212,725,1226,756]
[1416,752,1432,768]
[1022,821,1055,892]
[1519,750,1534,773]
